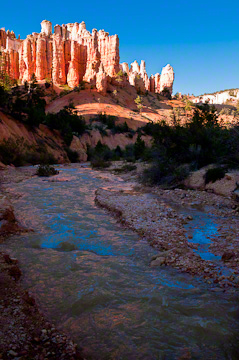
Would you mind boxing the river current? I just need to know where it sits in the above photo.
[1,165,239,359]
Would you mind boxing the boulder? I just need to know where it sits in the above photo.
[150,256,166,267]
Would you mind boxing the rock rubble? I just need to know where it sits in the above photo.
[95,177,239,289]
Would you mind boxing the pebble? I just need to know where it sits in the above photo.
[8,350,18,357]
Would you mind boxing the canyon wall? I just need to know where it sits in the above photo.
[0,21,174,95]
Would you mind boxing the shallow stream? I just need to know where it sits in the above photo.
[1,165,239,359]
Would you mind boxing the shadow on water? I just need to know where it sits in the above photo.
[1,165,239,359]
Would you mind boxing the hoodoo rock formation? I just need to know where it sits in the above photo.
[0,20,174,94]
[119,60,174,94]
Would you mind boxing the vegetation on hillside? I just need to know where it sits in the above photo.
[1,68,239,186]
[139,103,239,186]
[0,75,88,164]
[87,103,239,187]
[0,137,57,166]
[89,112,134,136]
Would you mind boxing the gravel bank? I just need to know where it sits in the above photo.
[95,177,239,290]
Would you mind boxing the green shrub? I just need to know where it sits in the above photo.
[65,148,79,163]
[114,145,123,159]
[134,134,146,160]
[90,113,117,130]
[44,108,86,146]
[113,121,131,134]
[122,144,135,162]
[0,137,59,166]
[90,123,108,137]
[45,82,51,89]
[161,87,171,100]
[141,159,190,187]
[59,90,70,97]
[36,164,59,177]
[25,148,57,165]
[79,80,86,90]
[137,103,239,186]
[0,137,31,166]
[90,113,133,135]
[0,85,9,107]
[113,164,137,173]
[204,167,226,184]
[89,141,114,161]
[91,158,111,169]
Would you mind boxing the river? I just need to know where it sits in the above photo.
[1,165,239,359]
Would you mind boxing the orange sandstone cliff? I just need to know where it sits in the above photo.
[0,20,174,95]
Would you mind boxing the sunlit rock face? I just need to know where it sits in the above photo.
[192,89,239,105]
[159,64,174,93]
[96,63,108,95]
[0,20,119,88]
[0,20,174,94]
[41,20,52,36]
[120,62,129,75]
[0,27,21,80]
[120,60,174,95]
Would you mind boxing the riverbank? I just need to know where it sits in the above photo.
[0,167,84,359]
[94,164,239,290]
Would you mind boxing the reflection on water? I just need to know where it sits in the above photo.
[185,215,222,261]
[1,165,239,359]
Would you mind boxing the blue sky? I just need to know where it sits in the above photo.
[1,0,238,95]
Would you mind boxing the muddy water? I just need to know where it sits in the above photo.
[1,165,239,360]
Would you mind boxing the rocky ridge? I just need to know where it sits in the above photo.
[192,89,239,105]
[0,20,174,95]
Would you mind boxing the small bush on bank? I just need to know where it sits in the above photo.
[113,164,137,173]
[36,164,59,177]
[204,167,226,184]
[122,144,135,162]
[0,137,58,166]
[87,141,114,161]
[0,137,29,166]
[25,149,57,165]
[134,134,146,160]
[91,158,111,169]
[65,148,79,163]
[141,160,190,187]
